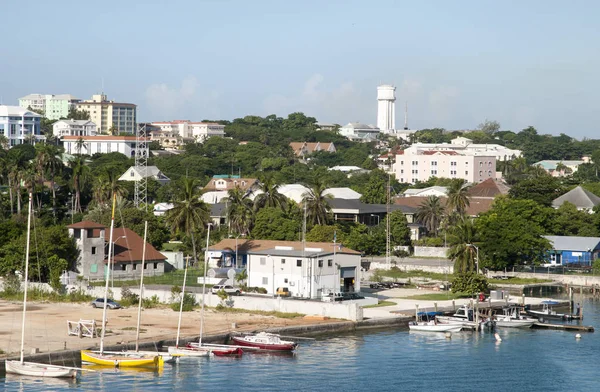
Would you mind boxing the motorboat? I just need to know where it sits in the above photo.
[409,312,462,332]
[230,332,298,351]
[212,347,244,357]
[493,306,536,328]
[525,301,574,321]
[436,305,491,329]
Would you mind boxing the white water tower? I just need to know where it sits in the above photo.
[377,85,396,133]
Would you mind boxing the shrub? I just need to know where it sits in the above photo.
[143,295,161,309]
[120,286,139,307]
[451,273,488,294]
[1,274,22,297]
[170,293,197,312]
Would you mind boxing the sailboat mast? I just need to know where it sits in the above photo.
[175,255,189,348]
[100,193,117,353]
[386,174,391,269]
[199,223,211,346]
[19,193,33,364]
[135,220,148,351]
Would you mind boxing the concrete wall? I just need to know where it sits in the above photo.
[370,261,453,275]
[413,246,449,258]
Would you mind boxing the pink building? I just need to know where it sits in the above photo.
[393,147,496,184]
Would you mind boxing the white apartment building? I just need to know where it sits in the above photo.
[393,146,497,184]
[19,94,80,120]
[0,106,44,147]
[52,119,97,138]
[75,94,137,134]
[62,135,146,157]
[410,136,521,162]
[151,120,225,142]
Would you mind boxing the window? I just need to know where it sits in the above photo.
[328,259,333,267]
[431,161,438,166]
[488,162,492,167]
[91,247,96,255]
[121,264,126,271]
[451,161,457,166]
[133,264,137,270]
[412,160,418,166]
[260,257,266,265]
[262,277,268,285]
[479,171,483,176]
[284,278,288,283]
[90,264,98,273]
[479,162,483,167]
[431,170,437,175]
[400,169,404,174]
[488,171,492,176]
[318,260,323,268]
[281,258,286,265]
[465,171,469,175]
[296,259,302,267]
[400,160,404,165]
[130,171,134,177]
[154,263,158,269]
[451,170,457,175]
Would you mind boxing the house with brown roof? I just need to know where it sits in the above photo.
[289,142,336,158]
[395,196,494,220]
[466,178,510,199]
[67,221,169,280]
[201,175,260,204]
[207,239,362,297]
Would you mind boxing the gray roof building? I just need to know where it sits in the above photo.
[543,235,600,252]
[552,186,600,210]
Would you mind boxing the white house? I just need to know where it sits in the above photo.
[119,166,171,185]
[150,120,225,143]
[339,122,380,141]
[403,186,448,198]
[52,119,97,138]
[153,203,174,216]
[201,176,260,204]
[0,105,44,147]
[62,135,146,157]
[208,239,362,298]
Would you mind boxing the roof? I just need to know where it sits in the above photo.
[54,119,95,126]
[403,186,448,196]
[67,220,106,229]
[543,235,600,252]
[467,178,510,198]
[394,196,494,216]
[0,105,42,117]
[323,187,362,199]
[341,122,379,130]
[276,184,311,203]
[535,160,585,170]
[119,166,170,181]
[289,142,335,157]
[62,136,140,141]
[552,186,600,209]
[109,228,166,263]
[209,239,360,255]
[328,198,417,214]
[210,203,226,217]
[203,177,258,192]
[422,150,460,156]
[329,166,363,172]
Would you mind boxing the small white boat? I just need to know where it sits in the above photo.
[5,361,77,378]
[409,321,463,332]
[494,307,536,328]
[167,345,211,357]
[436,305,491,329]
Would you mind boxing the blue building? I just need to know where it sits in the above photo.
[543,236,600,266]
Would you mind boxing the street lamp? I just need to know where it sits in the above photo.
[370,214,380,226]
[466,243,479,274]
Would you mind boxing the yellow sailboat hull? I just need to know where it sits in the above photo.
[80,350,163,368]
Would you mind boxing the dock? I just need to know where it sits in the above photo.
[532,322,594,332]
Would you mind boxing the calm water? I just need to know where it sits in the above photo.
[4,298,600,392]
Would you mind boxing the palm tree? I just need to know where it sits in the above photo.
[253,176,287,211]
[227,187,254,236]
[93,169,127,207]
[446,180,470,217]
[164,178,210,264]
[0,135,8,150]
[446,218,478,274]
[416,195,444,235]
[75,137,87,155]
[69,156,90,213]
[302,181,332,227]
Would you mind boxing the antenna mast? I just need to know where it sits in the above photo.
[134,123,148,210]
[404,101,408,130]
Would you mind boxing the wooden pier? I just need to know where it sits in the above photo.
[532,322,594,332]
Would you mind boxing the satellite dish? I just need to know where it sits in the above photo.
[227,268,237,280]
[207,269,216,278]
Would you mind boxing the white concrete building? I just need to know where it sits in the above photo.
[0,106,44,147]
[19,94,80,120]
[377,85,396,133]
[52,119,97,138]
[408,137,521,162]
[339,122,380,141]
[62,135,145,157]
[151,120,225,142]
[119,166,170,185]
[393,145,496,184]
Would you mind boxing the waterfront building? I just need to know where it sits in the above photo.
[207,239,362,297]
[118,166,170,185]
[75,94,137,134]
[543,235,600,266]
[52,119,97,138]
[62,135,145,157]
[67,221,169,280]
[552,186,600,211]
[0,105,44,147]
[18,93,80,120]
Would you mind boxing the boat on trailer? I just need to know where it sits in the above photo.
[231,332,298,351]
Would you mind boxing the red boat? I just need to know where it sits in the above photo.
[212,347,244,357]
[230,332,298,351]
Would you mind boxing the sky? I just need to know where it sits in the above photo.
[1,0,599,138]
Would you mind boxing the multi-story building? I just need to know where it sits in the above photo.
[0,106,44,147]
[150,120,225,146]
[18,94,80,120]
[52,119,97,138]
[62,135,145,157]
[75,94,137,134]
[393,145,497,184]
[409,136,521,162]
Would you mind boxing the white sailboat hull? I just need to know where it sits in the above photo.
[167,346,211,357]
[5,360,77,378]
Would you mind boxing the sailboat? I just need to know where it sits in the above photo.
[5,193,78,378]
[81,195,164,368]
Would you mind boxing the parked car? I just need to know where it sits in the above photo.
[211,285,242,296]
[91,298,121,309]
[342,293,365,300]
[276,287,291,297]
[369,283,383,289]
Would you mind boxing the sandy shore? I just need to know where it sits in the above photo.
[0,300,341,357]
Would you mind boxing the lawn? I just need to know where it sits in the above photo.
[90,268,208,288]
[363,300,396,308]
[488,277,553,285]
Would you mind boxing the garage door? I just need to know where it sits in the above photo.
[340,267,355,279]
